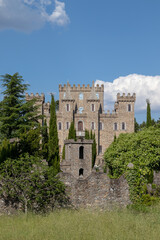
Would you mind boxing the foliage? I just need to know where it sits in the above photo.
[0,139,18,165]
[85,130,96,167]
[62,144,65,160]
[41,119,48,160]
[68,121,76,141]
[0,155,68,213]
[104,124,160,203]
[48,95,60,174]
[146,99,152,128]
[19,126,41,157]
[0,73,40,139]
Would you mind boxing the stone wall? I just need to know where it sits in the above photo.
[59,170,131,208]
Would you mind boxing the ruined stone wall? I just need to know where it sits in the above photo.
[59,171,131,208]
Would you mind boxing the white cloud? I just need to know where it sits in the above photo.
[0,0,69,32]
[95,74,160,113]
[44,0,69,26]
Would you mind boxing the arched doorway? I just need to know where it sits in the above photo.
[79,168,84,176]
[78,121,83,131]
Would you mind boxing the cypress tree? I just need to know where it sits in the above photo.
[85,129,89,139]
[68,121,76,140]
[146,99,152,128]
[92,133,97,167]
[48,95,60,174]
[62,144,65,160]
[41,119,48,160]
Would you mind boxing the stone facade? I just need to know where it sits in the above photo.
[26,81,136,159]
[59,139,131,207]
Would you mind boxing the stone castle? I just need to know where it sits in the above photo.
[25,82,137,207]
[26,81,136,159]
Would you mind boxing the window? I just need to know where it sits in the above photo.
[58,122,62,130]
[79,107,83,114]
[79,93,83,100]
[78,121,83,131]
[114,122,118,131]
[66,104,70,112]
[128,104,131,112]
[66,122,70,130]
[79,168,84,176]
[99,145,102,154]
[122,122,125,130]
[91,104,95,112]
[99,122,103,130]
[79,146,84,159]
[91,122,95,130]
[96,93,99,99]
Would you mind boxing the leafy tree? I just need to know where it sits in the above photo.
[146,99,152,128]
[0,155,68,213]
[41,119,48,160]
[68,121,76,140]
[104,123,160,203]
[0,73,39,139]
[48,95,60,174]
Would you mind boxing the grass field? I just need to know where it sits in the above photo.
[0,205,160,240]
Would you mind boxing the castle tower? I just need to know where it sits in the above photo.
[60,139,93,179]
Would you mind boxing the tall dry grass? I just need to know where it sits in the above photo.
[0,205,160,240]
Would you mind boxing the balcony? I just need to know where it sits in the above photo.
[76,131,85,137]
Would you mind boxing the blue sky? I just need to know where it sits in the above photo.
[0,0,160,123]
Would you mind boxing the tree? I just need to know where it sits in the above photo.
[48,95,60,174]
[146,99,152,128]
[68,121,76,140]
[62,121,76,160]
[134,118,139,132]
[85,129,96,167]
[19,126,41,156]
[41,119,48,160]
[0,73,39,139]
[0,155,68,213]
[85,129,90,139]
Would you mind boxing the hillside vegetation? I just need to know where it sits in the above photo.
[104,123,160,204]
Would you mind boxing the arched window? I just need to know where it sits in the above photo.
[79,146,84,159]
[79,168,84,176]
[78,121,83,131]
[58,122,62,130]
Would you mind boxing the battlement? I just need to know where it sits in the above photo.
[25,93,45,102]
[59,82,104,92]
[117,93,136,102]
[43,102,50,109]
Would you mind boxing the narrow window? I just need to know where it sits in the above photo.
[114,122,118,131]
[122,122,125,130]
[58,122,62,130]
[91,104,95,112]
[66,122,70,130]
[79,146,84,159]
[66,104,70,112]
[79,168,84,176]
[128,104,131,112]
[99,122,102,130]
[99,145,102,154]
[91,122,95,130]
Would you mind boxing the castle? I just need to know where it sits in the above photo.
[26,81,136,161]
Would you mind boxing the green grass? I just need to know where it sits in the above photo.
[0,205,160,240]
